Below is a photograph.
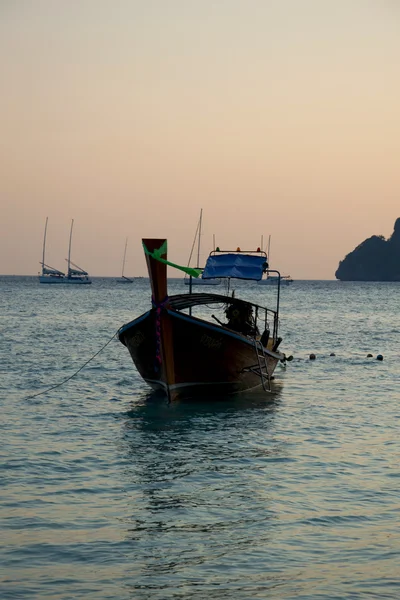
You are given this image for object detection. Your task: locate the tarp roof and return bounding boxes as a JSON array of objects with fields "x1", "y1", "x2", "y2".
[{"x1": 202, "y1": 253, "x2": 267, "y2": 281}]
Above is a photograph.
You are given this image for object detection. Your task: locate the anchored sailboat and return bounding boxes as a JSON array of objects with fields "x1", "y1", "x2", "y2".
[
  {"x1": 117, "y1": 238, "x2": 134, "y2": 283},
  {"x1": 39, "y1": 218, "x2": 91, "y2": 284},
  {"x1": 64, "y1": 219, "x2": 92, "y2": 284},
  {"x1": 39, "y1": 218, "x2": 66, "y2": 283}
]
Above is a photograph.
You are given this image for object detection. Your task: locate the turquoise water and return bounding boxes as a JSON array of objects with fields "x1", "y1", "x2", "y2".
[{"x1": 1, "y1": 277, "x2": 399, "y2": 599}]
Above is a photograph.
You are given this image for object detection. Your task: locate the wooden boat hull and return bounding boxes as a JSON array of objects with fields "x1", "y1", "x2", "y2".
[{"x1": 119, "y1": 308, "x2": 282, "y2": 401}]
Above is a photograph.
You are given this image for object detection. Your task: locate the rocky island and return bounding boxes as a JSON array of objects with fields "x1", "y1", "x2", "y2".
[{"x1": 335, "y1": 217, "x2": 400, "y2": 281}]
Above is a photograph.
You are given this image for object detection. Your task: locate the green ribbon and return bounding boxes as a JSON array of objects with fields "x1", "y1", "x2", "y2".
[{"x1": 142, "y1": 241, "x2": 202, "y2": 278}]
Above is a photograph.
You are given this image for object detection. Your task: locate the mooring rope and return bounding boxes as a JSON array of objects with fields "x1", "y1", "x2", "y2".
[{"x1": 25, "y1": 330, "x2": 118, "y2": 400}]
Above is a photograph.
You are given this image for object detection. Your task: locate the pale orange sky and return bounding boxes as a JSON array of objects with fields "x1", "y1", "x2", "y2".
[{"x1": 1, "y1": 0, "x2": 399, "y2": 278}]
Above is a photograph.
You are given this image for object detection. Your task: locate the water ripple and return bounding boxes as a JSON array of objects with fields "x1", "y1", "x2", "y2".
[{"x1": 1, "y1": 278, "x2": 399, "y2": 599}]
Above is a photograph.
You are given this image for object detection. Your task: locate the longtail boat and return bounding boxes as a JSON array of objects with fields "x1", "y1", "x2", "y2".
[{"x1": 118, "y1": 239, "x2": 286, "y2": 401}]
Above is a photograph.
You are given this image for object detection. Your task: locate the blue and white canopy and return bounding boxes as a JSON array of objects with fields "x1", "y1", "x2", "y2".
[{"x1": 202, "y1": 253, "x2": 267, "y2": 281}]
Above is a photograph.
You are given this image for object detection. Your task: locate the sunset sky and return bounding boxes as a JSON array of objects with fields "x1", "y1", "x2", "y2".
[{"x1": 1, "y1": 0, "x2": 399, "y2": 279}]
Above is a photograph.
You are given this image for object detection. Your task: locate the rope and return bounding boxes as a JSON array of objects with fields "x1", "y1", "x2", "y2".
[{"x1": 25, "y1": 330, "x2": 118, "y2": 400}]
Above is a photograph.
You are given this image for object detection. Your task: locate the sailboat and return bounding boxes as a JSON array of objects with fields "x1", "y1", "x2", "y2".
[
  {"x1": 257, "y1": 235, "x2": 293, "y2": 286},
  {"x1": 39, "y1": 217, "x2": 66, "y2": 283},
  {"x1": 184, "y1": 209, "x2": 221, "y2": 286},
  {"x1": 39, "y1": 218, "x2": 91, "y2": 284},
  {"x1": 117, "y1": 238, "x2": 134, "y2": 283},
  {"x1": 64, "y1": 219, "x2": 92, "y2": 284}
]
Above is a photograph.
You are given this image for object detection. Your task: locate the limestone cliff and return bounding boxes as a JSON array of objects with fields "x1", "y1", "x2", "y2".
[{"x1": 335, "y1": 218, "x2": 400, "y2": 281}]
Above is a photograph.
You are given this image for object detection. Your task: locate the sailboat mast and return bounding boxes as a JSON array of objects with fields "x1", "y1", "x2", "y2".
[
  {"x1": 122, "y1": 238, "x2": 128, "y2": 277},
  {"x1": 196, "y1": 208, "x2": 203, "y2": 268},
  {"x1": 68, "y1": 219, "x2": 74, "y2": 275},
  {"x1": 42, "y1": 217, "x2": 48, "y2": 268}
]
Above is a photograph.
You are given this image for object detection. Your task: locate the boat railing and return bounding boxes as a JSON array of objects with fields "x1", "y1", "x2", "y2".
[
  {"x1": 168, "y1": 291, "x2": 280, "y2": 341},
  {"x1": 254, "y1": 306, "x2": 279, "y2": 342}
]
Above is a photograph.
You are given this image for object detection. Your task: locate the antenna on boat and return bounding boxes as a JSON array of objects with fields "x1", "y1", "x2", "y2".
[
  {"x1": 267, "y1": 235, "x2": 271, "y2": 262},
  {"x1": 213, "y1": 233, "x2": 216, "y2": 252}
]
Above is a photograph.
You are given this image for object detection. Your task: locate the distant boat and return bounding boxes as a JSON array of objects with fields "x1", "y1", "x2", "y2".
[
  {"x1": 116, "y1": 238, "x2": 134, "y2": 283},
  {"x1": 258, "y1": 274, "x2": 293, "y2": 286},
  {"x1": 39, "y1": 218, "x2": 66, "y2": 283},
  {"x1": 39, "y1": 218, "x2": 91, "y2": 284},
  {"x1": 184, "y1": 209, "x2": 221, "y2": 286},
  {"x1": 64, "y1": 220, "x2": 92, "y2": 284},
  {"x1": 257, "y1": 235, "x2": 293, "y2": 286}
]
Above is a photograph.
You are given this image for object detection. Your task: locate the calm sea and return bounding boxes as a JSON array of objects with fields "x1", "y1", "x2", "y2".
[{"x1": 1, "y1": 276, "x2": 399, "y2": 599}]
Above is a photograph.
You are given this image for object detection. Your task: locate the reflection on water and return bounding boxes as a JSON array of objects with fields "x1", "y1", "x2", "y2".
[
  {"x1": 117, "y1": 390, "x2": 283, "y2": 596},
  {"x1": 125, "y1": 385, "x2": 282, "y2": 424}
]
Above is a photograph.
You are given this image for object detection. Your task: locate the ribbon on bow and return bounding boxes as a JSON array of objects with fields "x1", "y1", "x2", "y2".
[{"x1": 143, "y1": 241, "x2": 202, "y2": 278}]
